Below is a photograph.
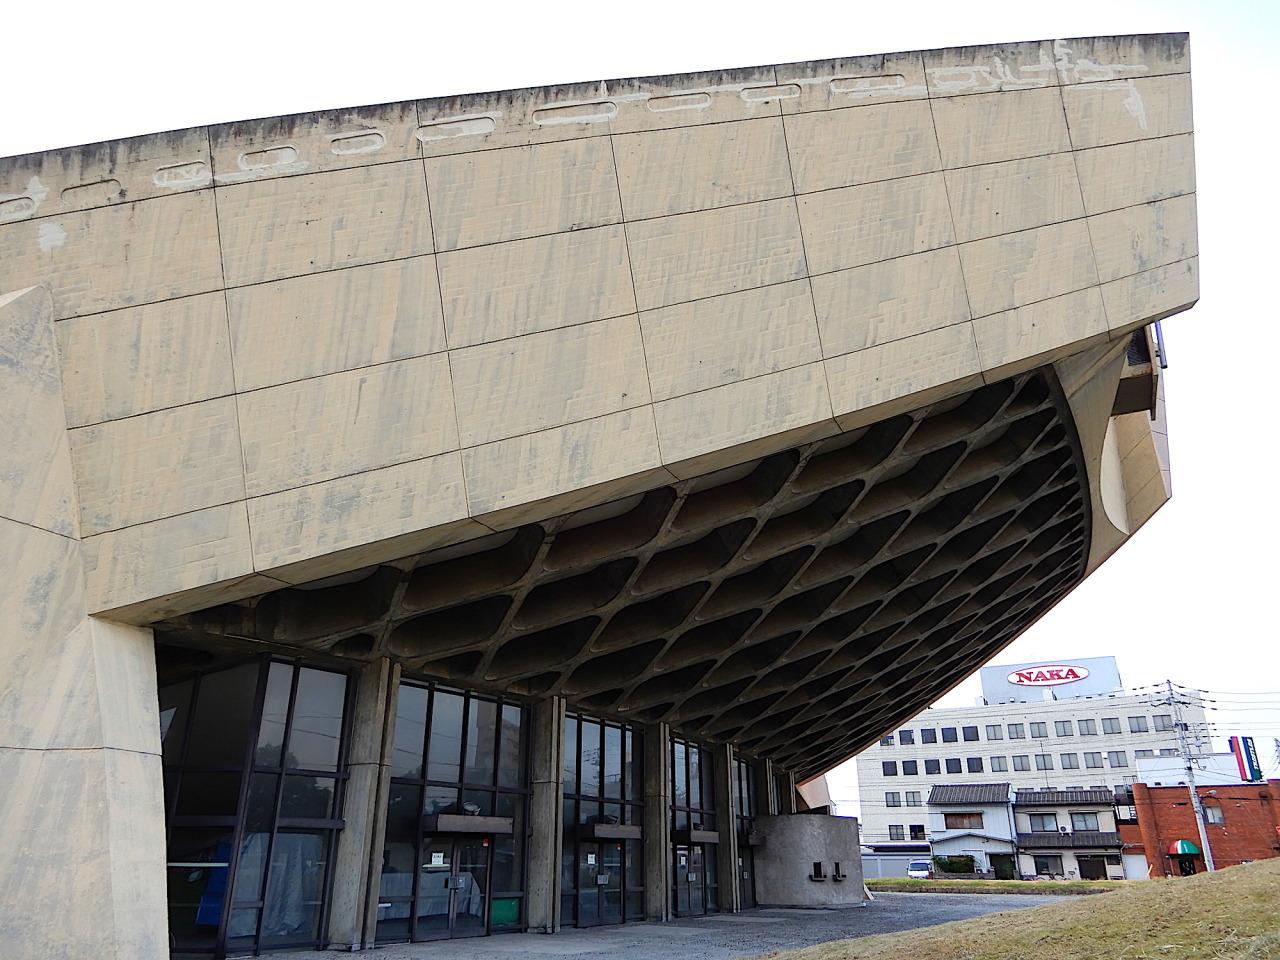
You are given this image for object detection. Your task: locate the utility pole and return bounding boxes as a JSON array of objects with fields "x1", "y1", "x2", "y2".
[{"x1": 1163, "y1": 679, "x2": 1215, "y2": 872}]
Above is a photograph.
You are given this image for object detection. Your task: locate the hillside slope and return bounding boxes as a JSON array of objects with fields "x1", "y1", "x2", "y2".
[{"x1": 765, "y1": 860, "x2": 1280, "y2": 960}]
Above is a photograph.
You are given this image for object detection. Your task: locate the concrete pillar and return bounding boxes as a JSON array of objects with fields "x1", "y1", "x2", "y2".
[
  {"x1": 711, "y1": 744, "x2": 740, "y2": 913},
  {"x1": 643, "y1": 722, "x2": 671, "y2": 921},
  {"x1": 0, "y1": 286, "x2": 167, "y2": 959},
  {"x1": 755, "y1": 758, "x2": 777, "y2": 816},
  {"x1": 525, "y1": 697, "x2": 565, "y2": 933},
  {"x1": 327, "y1": 658, "x2": 398, "y2": 949},
  {"x1": 776, "y1": 767, "x2": 798, "y2": 815}
]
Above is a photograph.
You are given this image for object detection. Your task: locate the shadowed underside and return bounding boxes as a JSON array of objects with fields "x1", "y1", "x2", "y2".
[{"x1": 157, "y1": 368, "x2": 1088, "y2": 780}]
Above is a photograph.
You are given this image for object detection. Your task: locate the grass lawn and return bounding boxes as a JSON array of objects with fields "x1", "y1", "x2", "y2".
[
  {"x1": 759, "y1": 858, "x2": 1280, "y2": 960},
  {"x1": 865, "y1": 877, "x2": 1126, "y2": 895}
]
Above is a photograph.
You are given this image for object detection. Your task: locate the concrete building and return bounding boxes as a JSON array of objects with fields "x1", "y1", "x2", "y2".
[
  {"x1": 856, "y1": 656, "x2": 1208, "y2": 846},
  {"x1": 0, "y1": 33, "x2": 1196, "y2": 960}
]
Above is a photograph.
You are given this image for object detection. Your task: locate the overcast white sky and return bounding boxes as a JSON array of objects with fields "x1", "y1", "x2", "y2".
[{"x1": 4, "y1": 0, "x2": 1277, "y2": 797}]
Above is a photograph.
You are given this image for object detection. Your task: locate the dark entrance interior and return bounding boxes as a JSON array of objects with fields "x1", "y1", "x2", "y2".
[
  {"x1": 160, "y1": 658, "x2": 351, "y2": 958},
  {"x1": 412, "y1": 835, "x2": 493, "y2": 939},
  {"x1": 1077, "y1": 855, "x2": 1107, "y2": 880},
  {"x1": 990, "y1": 854, "x2": 1016, "y2": 880}
]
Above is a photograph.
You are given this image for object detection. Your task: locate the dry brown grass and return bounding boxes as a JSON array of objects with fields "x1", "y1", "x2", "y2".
[{"x1": 754, "y1": 859, "x2": 1280, "y2": 960}]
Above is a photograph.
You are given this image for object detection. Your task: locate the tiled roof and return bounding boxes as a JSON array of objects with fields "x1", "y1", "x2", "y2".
[
  {"x1": 1017, "y1": 831, "x2": 1122, "y2": 849},
  {"x1": 1014, "y1": 790, "x2": 1114, "y2": 805},
  {"x1": 927, "y1": 783, "x2": 1011, "y2": 804}
]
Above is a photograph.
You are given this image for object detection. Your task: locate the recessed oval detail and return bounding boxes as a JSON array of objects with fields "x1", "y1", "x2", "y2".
[
  {"x1": 239, "y1": 146, "x2": 299, "y2": 170},
  {"x1": 153, "y1": 161, "x2": 211, "y2": 187},
  {"x1": 61, "y1": 179, "x2": 121, "y2": 205},
  {"x1": 0, "y1": 196, "x2": 37, "y2": 222},
  {"x1": 330, "y1": 131, "x2": 385, "y2": 155},
  {"x1": 416, "y1": 116, "x2": 497, "y2": 141},
  {"x1": 647, "y1": 92, "x2": 712, "y2": 112},
  {"x1": 830, "y1": 74, "x2": 908, "y2": 97},
  {"x1": 740, "y1": 84, "x2": 800, "y2": 102},
  {"x1": 532, "y1": 101, "x2": 618, "y2": 125}
]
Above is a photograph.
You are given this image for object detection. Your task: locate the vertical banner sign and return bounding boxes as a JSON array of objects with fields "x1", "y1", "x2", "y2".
[{"x1": 1229, "y1": 736, "x2": 1263, "y2": 781}]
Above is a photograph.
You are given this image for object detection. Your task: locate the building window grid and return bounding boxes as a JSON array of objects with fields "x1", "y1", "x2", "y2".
[
  {"x1": 1008, "y1": 724, "x2": 1025, "y2": 739},
  {"x1": 1154, "y1": 715, "x2": 1174, "y2": 732},
  {"x1": 901, "y1": 760, "x2": 918, "y2": 776},
  {"x1": 920, "y1": 729, "x2": 938, "y2": 744},
  {"x1": 1078, "y1": 719, "x2": 1097, "y2": 736},
  {"x1": 990, "y1": 756, "x2": 1008, "y2": 772},
  {"x1": 985, "y1": 725, "x2": 1003, "y2": 740},
  {"x1": 924, "y1": 759, "x2": 941, "y2": 775},
  {"x1": 898, "y1": 729, "x2": 915, "y2": 745},
  {"x1": 1101, "y1": 718, "x2": 1122, "y2": 735},
  {"x1": 888, "y1": 825, "x2": 905, "y2": 840},
  {"x1": 885, "y1": 792, "x2": 901, "y2": 807},
  {"x1": 1061, "y1": 753, "x2": 1080, "y2": 769},
  {"x1": 1012, "y1": 755, "x2": 1030, "y2": 772},
  {"x1": 1030, "y1": 722, "x2": 1048, "y2": 738},
  {"x1": 942, "y1": 727, "x2": 958, "y2": 743},
  {"x1": 966, "y1": 757, "x2": 984, "y2": 773},
  {"x1": 1054, "y1": 721, "x2": 1073, "y2": 737},
  {"x1": 905, "y1": 791, "x2": 921, "y2": 807},
  {"x1": 1035, "y1": 754, "x2": 1053, "y2": 770},
  {"x1": 383, "y1": 681, "x2": 531, "y2": 941},
  {"x1": 945, "y1": 758, "x2": 962, "y2": 774},
  {"x1": 1128, "y1": 716, "x2": 1149, "y2": 733}
]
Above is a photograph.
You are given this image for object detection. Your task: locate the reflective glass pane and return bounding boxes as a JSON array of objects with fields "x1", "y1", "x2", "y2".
[
  {"x1": 245, "y1": 773, "x2": 279, "y2": 833},
  {"x1": 392, "y1": 684, "x2": 429, "y2": 779},
  {"x1": 287, "y1": 669, "x2": 346, "y2": 772},
  {"x1": 424, "y1": 784, "x2": 458, "y2": 815},
  {"x1": 186, "y1": 663, "x2": 259, "y2": 768},
  {"x1": 453, "y1": 837, "x2": 490, "y2": 938},
  {"x1": 255, "y1": 663, "x2": 292, "y2": 767},
  {"x1": 688, "y1": 746, "x2": 701, "y2": 809},
  {"x1": 382, "y1": 783, "x2": 422, "y2": 879},
  {"x1": 673, "y1": 742, "x2": 688, "y2": 807},
  {"x1": 580, "y1": 720, "x2": 601, "y2": 798},
  {"x1": 259, "y1": 831, "x2": 326, "y2": 943},
  {"x1": 175, "y1": 771, "x2": 244, "y2": 817},
  {"x1": 563, "y1": 719, "x2": 578, "y2": 795},
  {"x1": 497, "y1": 704, "x2": 525, "y2": 788},
  {"x1": 464, "y1": 698, "x2": 498, "y2": 786},
  {"x1": 623, "y1": 729, "x2": 638, "y2": 801},
  {"x1": 603, "y1": 725, "x2": 622, "y2": 799},
  {"x1": 226, "y1": 907, "x2": 260, "y2": 950},
  {"x1": 426, "y1": 692, "x2": 464, "y2": 784},
  {"x1": 280, "y1": 776, "x2": 335, "y2": 819},
  {"x1": 166, "y1": 826, "x2": 234, "y2": 950},
  {"x1": 159, "y1": 680, "x2": 192, "y2": 766}
]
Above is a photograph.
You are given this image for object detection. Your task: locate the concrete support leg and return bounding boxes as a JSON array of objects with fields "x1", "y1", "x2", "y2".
[
  {"x1": 643, "y1": 722, "x2": 672, "y2": 921},
  {"x1": 711, "y1": 744, "x2": 740, "y2": 913},
  {"x1": 327, "y1": 659, "x2": 398, "y2": 950},
  {"x1": 756, "y1": 759, "x2": 777, "y2": 816},
  {"x1": 0, "y1": 286, "x2": 167, "y2": 959},
  {"x1": 526, "y1": 697, "x2": 565, "y2": 933},
  {"x1": 776, "y1": 768, "x2": 797, "y2": 815}
]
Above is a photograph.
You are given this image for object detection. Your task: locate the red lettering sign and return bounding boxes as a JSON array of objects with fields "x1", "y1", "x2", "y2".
[{"x1": 1006, "y1": 664, "x2": 1090, "y2": 687}]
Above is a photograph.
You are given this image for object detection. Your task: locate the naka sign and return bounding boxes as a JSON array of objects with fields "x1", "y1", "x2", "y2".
[{"x1": 1006, "y1": 664, "x2": 1090, "y2": 687}]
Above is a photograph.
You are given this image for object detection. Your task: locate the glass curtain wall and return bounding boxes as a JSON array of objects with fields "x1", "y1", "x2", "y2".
[
  {"x1": 733, "y1": 758, "x2": 758, "y2": 908},
  {"x1": 378, "y1": 683, "x2": 529, "y2": 942},
  {"x1": 161, "y1": 659, "x2": 351, "y2": 958},
  {"x1": 560, "y1": 714, "x2": 645, "y2": 926},
  {"x1": 670, "y1": 737, "x2": 718, "y2": 916}
]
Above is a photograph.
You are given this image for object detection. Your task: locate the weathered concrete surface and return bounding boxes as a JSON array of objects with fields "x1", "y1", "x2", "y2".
[
  {"x1": 754, "y1": 813, "x2": 865, "y2": 906},
  {"x1": 0, "y1": 34, "x2": 1193, "y2": 624}
]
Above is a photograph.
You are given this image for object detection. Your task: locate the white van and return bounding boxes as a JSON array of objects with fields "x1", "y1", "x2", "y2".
[{"x1": 906, "y1": 860, "x2": 934, "y2": 879}]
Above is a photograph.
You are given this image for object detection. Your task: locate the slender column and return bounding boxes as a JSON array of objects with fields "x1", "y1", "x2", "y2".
[
  {"x1": 643, "y1": 722, "x2": 672, "y2": 921},
  {"x1": 327, "y1": 658, "x2": 398, "y2": 949},
  {"x1": 711, "y1": 744, "x2": 740, "y2": 913},
  {"x1": 525, "y1": 697, "x2": 565, "y2": 933},
  {"x1": 776, "y1": 768, "x2": 797, "y2": 815},
  {"x1": 755, "y1": 759, "x2": 777, "y2": 816}
]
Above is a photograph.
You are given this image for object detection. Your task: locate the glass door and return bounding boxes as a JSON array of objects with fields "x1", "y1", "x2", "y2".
[{"x1": 415, "y1": 836, "x2": 492, "y2": 940}]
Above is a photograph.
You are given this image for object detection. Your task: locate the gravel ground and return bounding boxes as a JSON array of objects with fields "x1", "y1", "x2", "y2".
[{"x1": 269, "y1": 892, "x2": 1068, "y2": 960}]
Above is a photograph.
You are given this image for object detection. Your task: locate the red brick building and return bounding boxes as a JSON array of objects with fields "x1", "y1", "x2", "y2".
[{"x1": 1130, "y1": 781, "x2": 1280, "y2": 877}]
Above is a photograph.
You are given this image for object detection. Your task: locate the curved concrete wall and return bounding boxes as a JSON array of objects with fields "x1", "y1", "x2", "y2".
[{"x1": 1, "y1": 34, "x2": 1195, "y2": 623}]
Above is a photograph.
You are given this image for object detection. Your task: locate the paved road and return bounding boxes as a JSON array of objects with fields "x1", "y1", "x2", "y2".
[{"x1": 273, "y1": 892, "x2": 1068, "y2": 960}]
